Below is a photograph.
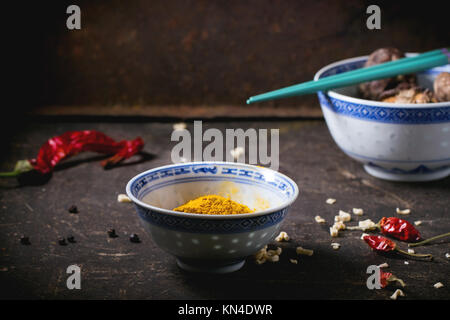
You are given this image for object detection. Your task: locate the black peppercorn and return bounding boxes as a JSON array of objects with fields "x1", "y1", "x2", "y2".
[
  {"x1": 68, "y1": 205, "x2": 78, "y2": 214},
  {"x1": 58, "y1": 238, "x2": 67, "y2": 246},
  {"x1": 20, "y1": 236, "x2": 31, "y2": 245},
  {"x1": 129, "y1": 234, "x2": 141, "y2": 243},
  {"x1": 67, "y1": 235, "x2": 76, "y2": 243},
  {"x1": 107, "y1": 229, "x2": 118, "y2": 238}
]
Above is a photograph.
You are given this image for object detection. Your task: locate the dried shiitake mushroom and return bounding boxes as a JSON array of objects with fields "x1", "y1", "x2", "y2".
[
  {"x1": 382, "y1": 88, "x2": 436, "y2": 104},
  {"x1": 434, "y1": 72, "x2": 450, "y2": 102},
  {"x1": 359, "y1": 48, "x2": 417, "y2": 101}
]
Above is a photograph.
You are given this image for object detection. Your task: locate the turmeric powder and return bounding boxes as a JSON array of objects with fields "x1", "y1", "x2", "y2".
[{"x1": 173, "y1": 195, "x2": 254, "y2": 215}]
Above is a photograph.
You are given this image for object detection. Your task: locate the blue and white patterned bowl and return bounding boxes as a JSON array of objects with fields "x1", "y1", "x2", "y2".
[
  {"x1": 126, "y1": 162, "x2": 299, "y2": 273},
  {"x1": 314, "y1": 54, "x2": 450, "y2": 181}
]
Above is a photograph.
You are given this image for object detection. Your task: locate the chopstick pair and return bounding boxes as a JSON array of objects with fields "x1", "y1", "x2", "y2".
[{"x1": 246, "y1": 48, "x2": 449, "y2": 104}]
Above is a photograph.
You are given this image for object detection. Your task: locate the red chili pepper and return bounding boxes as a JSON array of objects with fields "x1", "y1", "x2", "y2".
[
  {"x1": 379, "y1": 270, "x2": 393, "y2": 288},
  {"x1": 380, "y1": 270, "x2": 405, "y2": 288},
  {"x1": 364, "y1": 235, "x2": 396, "y2": 252},
  {"x1": 363, "y1": 235, "x2": 432, "y2": 260},
  {"x1": 378, "y1": 217, "x2": 421, "y2": 242},
  {"x1": 0, "y1": 130, "x2": 144, "y2": 176}
]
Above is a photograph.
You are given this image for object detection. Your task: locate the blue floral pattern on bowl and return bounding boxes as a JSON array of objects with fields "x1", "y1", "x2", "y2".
[{"x1": 136, "y1": 205, "x2": 288, "y2": 234}]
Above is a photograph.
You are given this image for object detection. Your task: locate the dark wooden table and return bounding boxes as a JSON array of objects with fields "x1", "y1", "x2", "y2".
[{"x1": 1, "y1": 119, "x2": 449, "y2": 299}]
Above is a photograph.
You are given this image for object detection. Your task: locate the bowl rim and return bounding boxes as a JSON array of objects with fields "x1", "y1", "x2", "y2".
[
  {"x1": 313, "y1": 53, "x2": 449, "y2": 109},
  {"x1": 125, "y1": 161, "x2": 300, "y2": 220}
]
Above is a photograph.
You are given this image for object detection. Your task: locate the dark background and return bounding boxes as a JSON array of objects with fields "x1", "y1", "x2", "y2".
[{"x1": 5, "y1": 0, "x2": 449, "y2": 113}]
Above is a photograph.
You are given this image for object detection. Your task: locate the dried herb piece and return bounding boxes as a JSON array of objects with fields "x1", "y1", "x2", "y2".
[
  {"x1": 58, "y1": 238, "x2": 67, "y2": 246},
  {"x1": 67, "y1": 235, "x2": 76, "y2": 243}
]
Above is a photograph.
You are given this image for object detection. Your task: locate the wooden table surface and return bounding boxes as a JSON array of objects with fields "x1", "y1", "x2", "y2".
[{"x1": 0, "y1": 119, "x2": 449, "y2": 299}]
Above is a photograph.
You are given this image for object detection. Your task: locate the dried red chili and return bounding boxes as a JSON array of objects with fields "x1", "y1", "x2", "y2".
[
  {"x1": 0, "y1": 130, "x2": 144, "y2": 177},
  {"x1": 363, "y1": 235, "x2": 432, "y2": 260},
  {"x1": 378, "y1": 217, "x2": 421, "y2": 242},
  {"x1": 379, "y1": 270, "x2": 392, "y2": 288},
  {"x1": 377, "y1": 217, "x2": 450, "y2": 248},
  {"x1": 379, "y1": 270, "x2": 405, "y2": 288}
]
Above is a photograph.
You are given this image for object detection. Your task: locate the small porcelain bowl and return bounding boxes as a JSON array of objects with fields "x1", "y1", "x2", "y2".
[
  {"x1": 126, "y1": 162, "x2": 299, "y2": 273},
  {"x1": 314, "y1": 55, "x2": 450, "y2": 182}
]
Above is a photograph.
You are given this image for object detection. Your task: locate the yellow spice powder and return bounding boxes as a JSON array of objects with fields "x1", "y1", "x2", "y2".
[{"x1": 173, "y1": 195, "x2": 254, "y2": 215}]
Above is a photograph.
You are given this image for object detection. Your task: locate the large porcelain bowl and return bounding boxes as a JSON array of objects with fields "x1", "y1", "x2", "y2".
[
  {"x1": 126, "y1": 162, "x2": 299, "y2": 273},
  {"x1": 314, "y1": 55, "x2": 450, "y2": 181}
]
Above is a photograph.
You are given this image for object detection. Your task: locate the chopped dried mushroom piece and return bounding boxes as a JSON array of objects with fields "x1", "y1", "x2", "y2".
[
  {"x1": 335, "y1": 210, "x2": 351, "y2": 222},
  {"x1": 254, "y1": 245, "x2": 281, "y2": 264},
  {"x1": 314, "y1": 216, "x2": 326, "y2": 224},
  {"x1": 296, "y1": 246, "x2": 314, "y2": 256},
  {"x1": 347, "y1": 219, "x2": 377, "y2": 231},
  {"x1": 446, "y1": 253, "x2": 450, "y2": 259},
  {"x1": 275, "y1": 231, "x2": 289, "y2": 242},
  {"x1": 254, "y1": 246, "x2": 268, "y2": 261},
  {"x1": 433, "y1": 282, "x2": 444, "y2": 289},
  {"x1": 390, "y1": 289, "x2": 405, "y2": 300},
  {"x1": 117, "y1": 194, "x2": 132, "y2": 203},
  {"x1": 414, "y1": 220, "x2": 422, "y2": 226},
  {"x1": 378, "y1": 262, "x2": 389, "y2": 268},
  {"x1": 333, "y1": 221, "x2": 346, "y2": 231},
  {"x1": 360, "y1": 219, "x2": 377, "y2": 231},
  {"x1": 230, "y1": 147, "x2": 245, "y2": 160},
  {"x1": 404, "y1": 261, "x2": 409, "y2": 265},
  {"x1": 331, "y1": 243, "x2": 340, "y2": 250},
  {"x1": 352, "y1": 208, "x2": 364, "y2": 216},
  {"x1": 330, "y1": 226, "x2": 339, "y2": 237},
  {"x1": 360, "y1": 233, "x2": 369, "y2": 240},
  {"x1": 396, "y1": 208, "x2": 411, "y2": 215},
  {"x1": 326, "y1": 198, "x2": 336, "y2": 205},
  {"x1": 407, "y1": 249, "x2": 415, "y2": 254},
  {"x1": 172, "y1": 122, "x2": 187, "y2": 131},
  {"x1": 267, "y1": 247, "x2": 282, "y2": 257},
  {"x1": 330, "y1": 216, "x2": 347, "y2": 236},
  {"x1": 289, "y1": 259, "x2": 298, "y2": 264}
]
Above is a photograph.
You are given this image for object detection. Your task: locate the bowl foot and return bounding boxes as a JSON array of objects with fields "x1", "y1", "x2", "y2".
[
  {"x1": 364, "y1": 164, "x2": 450, "y2": 182},
  {"x1": 176, "y1": 257, "x2": 245, "y2": 274}
]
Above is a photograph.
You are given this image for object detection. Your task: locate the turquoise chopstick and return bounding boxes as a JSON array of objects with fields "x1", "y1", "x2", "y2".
[
  {"x1": 246, "y1": 48, "x2": 450, "y2": 104},
  {"x1": 261, "y1": 50, "x2": 442, "y2": 95}
]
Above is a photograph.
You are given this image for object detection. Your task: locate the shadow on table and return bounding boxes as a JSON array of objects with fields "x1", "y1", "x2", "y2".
[
  {"x1": 173, "y1": 247, "x2": 371, "y2": 299},
  {"x1": 54, "y1": 151, "x2": 156, "y2": 171},
  {"x1": 0, "y1": 151, "x2": 155, "y2": 188}
]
